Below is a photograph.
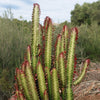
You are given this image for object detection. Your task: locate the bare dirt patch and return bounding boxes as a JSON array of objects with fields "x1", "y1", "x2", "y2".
[{"x1": 74, "y1": 62, "x2": 100, "y2": 100}]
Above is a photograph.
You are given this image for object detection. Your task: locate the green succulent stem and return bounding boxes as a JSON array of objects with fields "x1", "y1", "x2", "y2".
[
  {"x1": 45, "y1": 67, "x2": 52, "y2": 99},
  {"x1": 66, "y1": 28, "x2": 78, "y2": 100},
  {"x1": 27, "y1": 45, "x2": 31, "y2": 66},
  {"x1": 19, "y1": 92, "x2": 25, "y2": 100},
  {"x1": 25, "y1": 61, "x2": 39, "y2": 100},
  {"x1": 16, "y1": 90, "x2": 20, "y2": 100},
  {"x1": 37, "y1": 61, "x2": 47, "y2": 99},
  {"x1": 16, "y1": 68, "x2": 22, "y2": 90},
  {"x1": 61, "y1": 88, "x2": 66, "y2": 100},
  {"x1": 61, "y1": 34, "x2": 65, "y2": 53},
  {"x1": 63, "y1": 25, "x2": 68, "y2": 52},
  {"x1": 73, "y1": 59, "x2": 90, "y2": 85},
  {"x1": 43, "y1": 90, "x2": 49, "y2": 100},
  {"x1": 21, "y1": 62, "x2": 26, "y2": 72},
  {"x1": 55, "y1": 34, "x2": 61, "y2": 70},
  {"x1": 20, "y1": 70, "x2": 31, "y2": 100},
  {"x1": 44, "y1": 17, "x2": 52, "y2": 69},
  {"x1": 66, "y1": 87, "x2": 73, "y2": 100},
  {"x1": 51, "y1": 68, "x2": 60, "y2": 100},
  {"x1": 58, "y1": 52, "x2": 66, "y2": 88},
  {"x1": 31, "y1": 4, "x2": 40, "y2": 74}
]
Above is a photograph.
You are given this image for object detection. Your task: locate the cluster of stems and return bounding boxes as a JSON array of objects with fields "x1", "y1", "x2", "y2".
[{"x1": 14, "y1": 3, "x2": 90, "y2": 100}]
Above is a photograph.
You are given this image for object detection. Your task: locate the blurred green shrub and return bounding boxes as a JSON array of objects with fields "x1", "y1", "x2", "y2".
[
  {"x1": 0, "y1": 68, "x2": 13, "y2": 99},
  {"x1": 0, "y1": 9, "x2": 31, "y2": 74},
  {"x1": 76, "y1": 22, "x2": 100, "y2": 61},
  {"x1": 0, "y1": 9, "x2": 32, "y2": 98}
]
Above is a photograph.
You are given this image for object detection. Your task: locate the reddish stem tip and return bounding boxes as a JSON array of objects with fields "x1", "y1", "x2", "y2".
[
  {"x1": 27, "y1": 45, "x2": 31, "y2": 52},
  {"x1": 38, "y1": 60, "x2": 41, "y2": 65},
  {"x1": 21, "y1": 61, "x2": 26, "y2": 67},
  {"x1": 44, "y1": 90, "x2": 48, "y2": 95},
  {"x1": 55, "y1": 34, "x2": 61, "y2": 48},
  {"x1": 72, "y1": 27, "x2": 78, "y2": 40},
  {"x1": 44, "y1": 16, "x2": 50, "y2": 22},
  {"x1": 33, "y1": 3, "x2": 40, "y2": 14},
  {"x1": 42, "y1": 35, "x2": 45, "y2": 40},
  {"x1": 16, "y1": 68, "x2": 20, "y2": 74},
  {"x1": 57, "y1": 34, "x2": 61, "y2": 39},
  {"x1": 45, "y1": 67, "x2": 48, "y2": 69},
  {"x1": 59, "y1": 52, "x2": 64, "y2": 58},
  {"x1": 86, "y1": 59, "x2": 90, "y2": 66},
  {"x1": 33, "y1": 3, "x2": 40, "y2": 8},
  {"x1": 25, "y1": 61, "x2": 29, "y2": 67},
  {"x1": 19, "y1": 93, "x2": 23, "y2": 96},
  {"x1": 20, "y1": 70, "x2": 24, "y2": 74},
  {"x1": 63, "y1": 25, "x2": 68, "y2": 32},
  {"x1": 72, "y1": 27, "x2": 78, "y2": 34},
  {"x1": 52, "y1": 67, "x2": 56, "y2": 70},
  {"x1": 16, "y1": 67, "x2": 19, "y2": 71},
  {"x1": 44, "y1": 16, "x2": 52, "y2": 29}
]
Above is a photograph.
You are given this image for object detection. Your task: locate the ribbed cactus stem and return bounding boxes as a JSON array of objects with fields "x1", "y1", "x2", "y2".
[
  {"x1": 43, "y1": 90, "x2": 49, "y2": 100},
  {"x1": 25, "y1": 61, "x2": 39, "y2": 100},
  {"x1": 15, "y1": 90, "x2": 20, "y2": 100},
  {"x1": 18, "y1": 91, "x2": 25, "y2": 100},
  {"x1": 37, "y1": 61, "x2": 47, "y2": 99},
  {"x1": 51, "y1": 68, "x2": 60, "y2": 100},
  {"x1": 55, "y1": 34, "x2": 61, "y2": 70},
  {"x1": 20, "y1": 70, "x2": 31, "y2": 100},
  {"x1": 62, "y1": 25, "x2": 68, "y2": 52},
  {"x1": 44, "y1": 16, "x2": 50, "y2": 31},
  {"x1": 66, "y1": 27, "x2": 78, "y2": 100},
  {"x1": 44, "y1": 17, "x2": 52, "y2": 69},
  {"x1": 21, "y1": 62, "x2": 26, "y2": 72},
  {"x1": 16, "y1": 68, "x2": 22, "y2": 90},
  {"x1": 58, "y1": 52, "x2": 66, "y2": 88},
  {"x1": 38, "y1": 24, "x2": 43, "y2": 45},
  {"x1": 61, "y1": 88, "x2": 66, "y2": 100},
  {"x1": 66, "y1": 87, "x2": 73, "y2": 100},
  {"x1": 45, "y1": 67, "x2": 52, "y2": 99},
  {"x1": 27, "y1": 45, "x2": 31, "y2": 66},
  {"x1": 31, "y1": 3, "x2": 40, "y2": 74},
  {"x1": 73, "y1": 59, "x2": 90, "y2": 85},
  {"x1": 61, "y1": 34, "x2": 65, "y2": 53}
]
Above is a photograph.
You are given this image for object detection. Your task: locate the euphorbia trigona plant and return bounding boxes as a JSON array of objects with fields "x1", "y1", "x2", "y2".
[{"x1": 13, "y1": 3, "x2": 90, "y2": 100}]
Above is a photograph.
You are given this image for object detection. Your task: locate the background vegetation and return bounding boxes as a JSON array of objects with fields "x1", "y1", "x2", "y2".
[
  {"x1": 0, "y1": 9, "x2": 32, "y2": 99},
  {"x1": 0, "y1": 0, "x2": 100, "y2": 99}
]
